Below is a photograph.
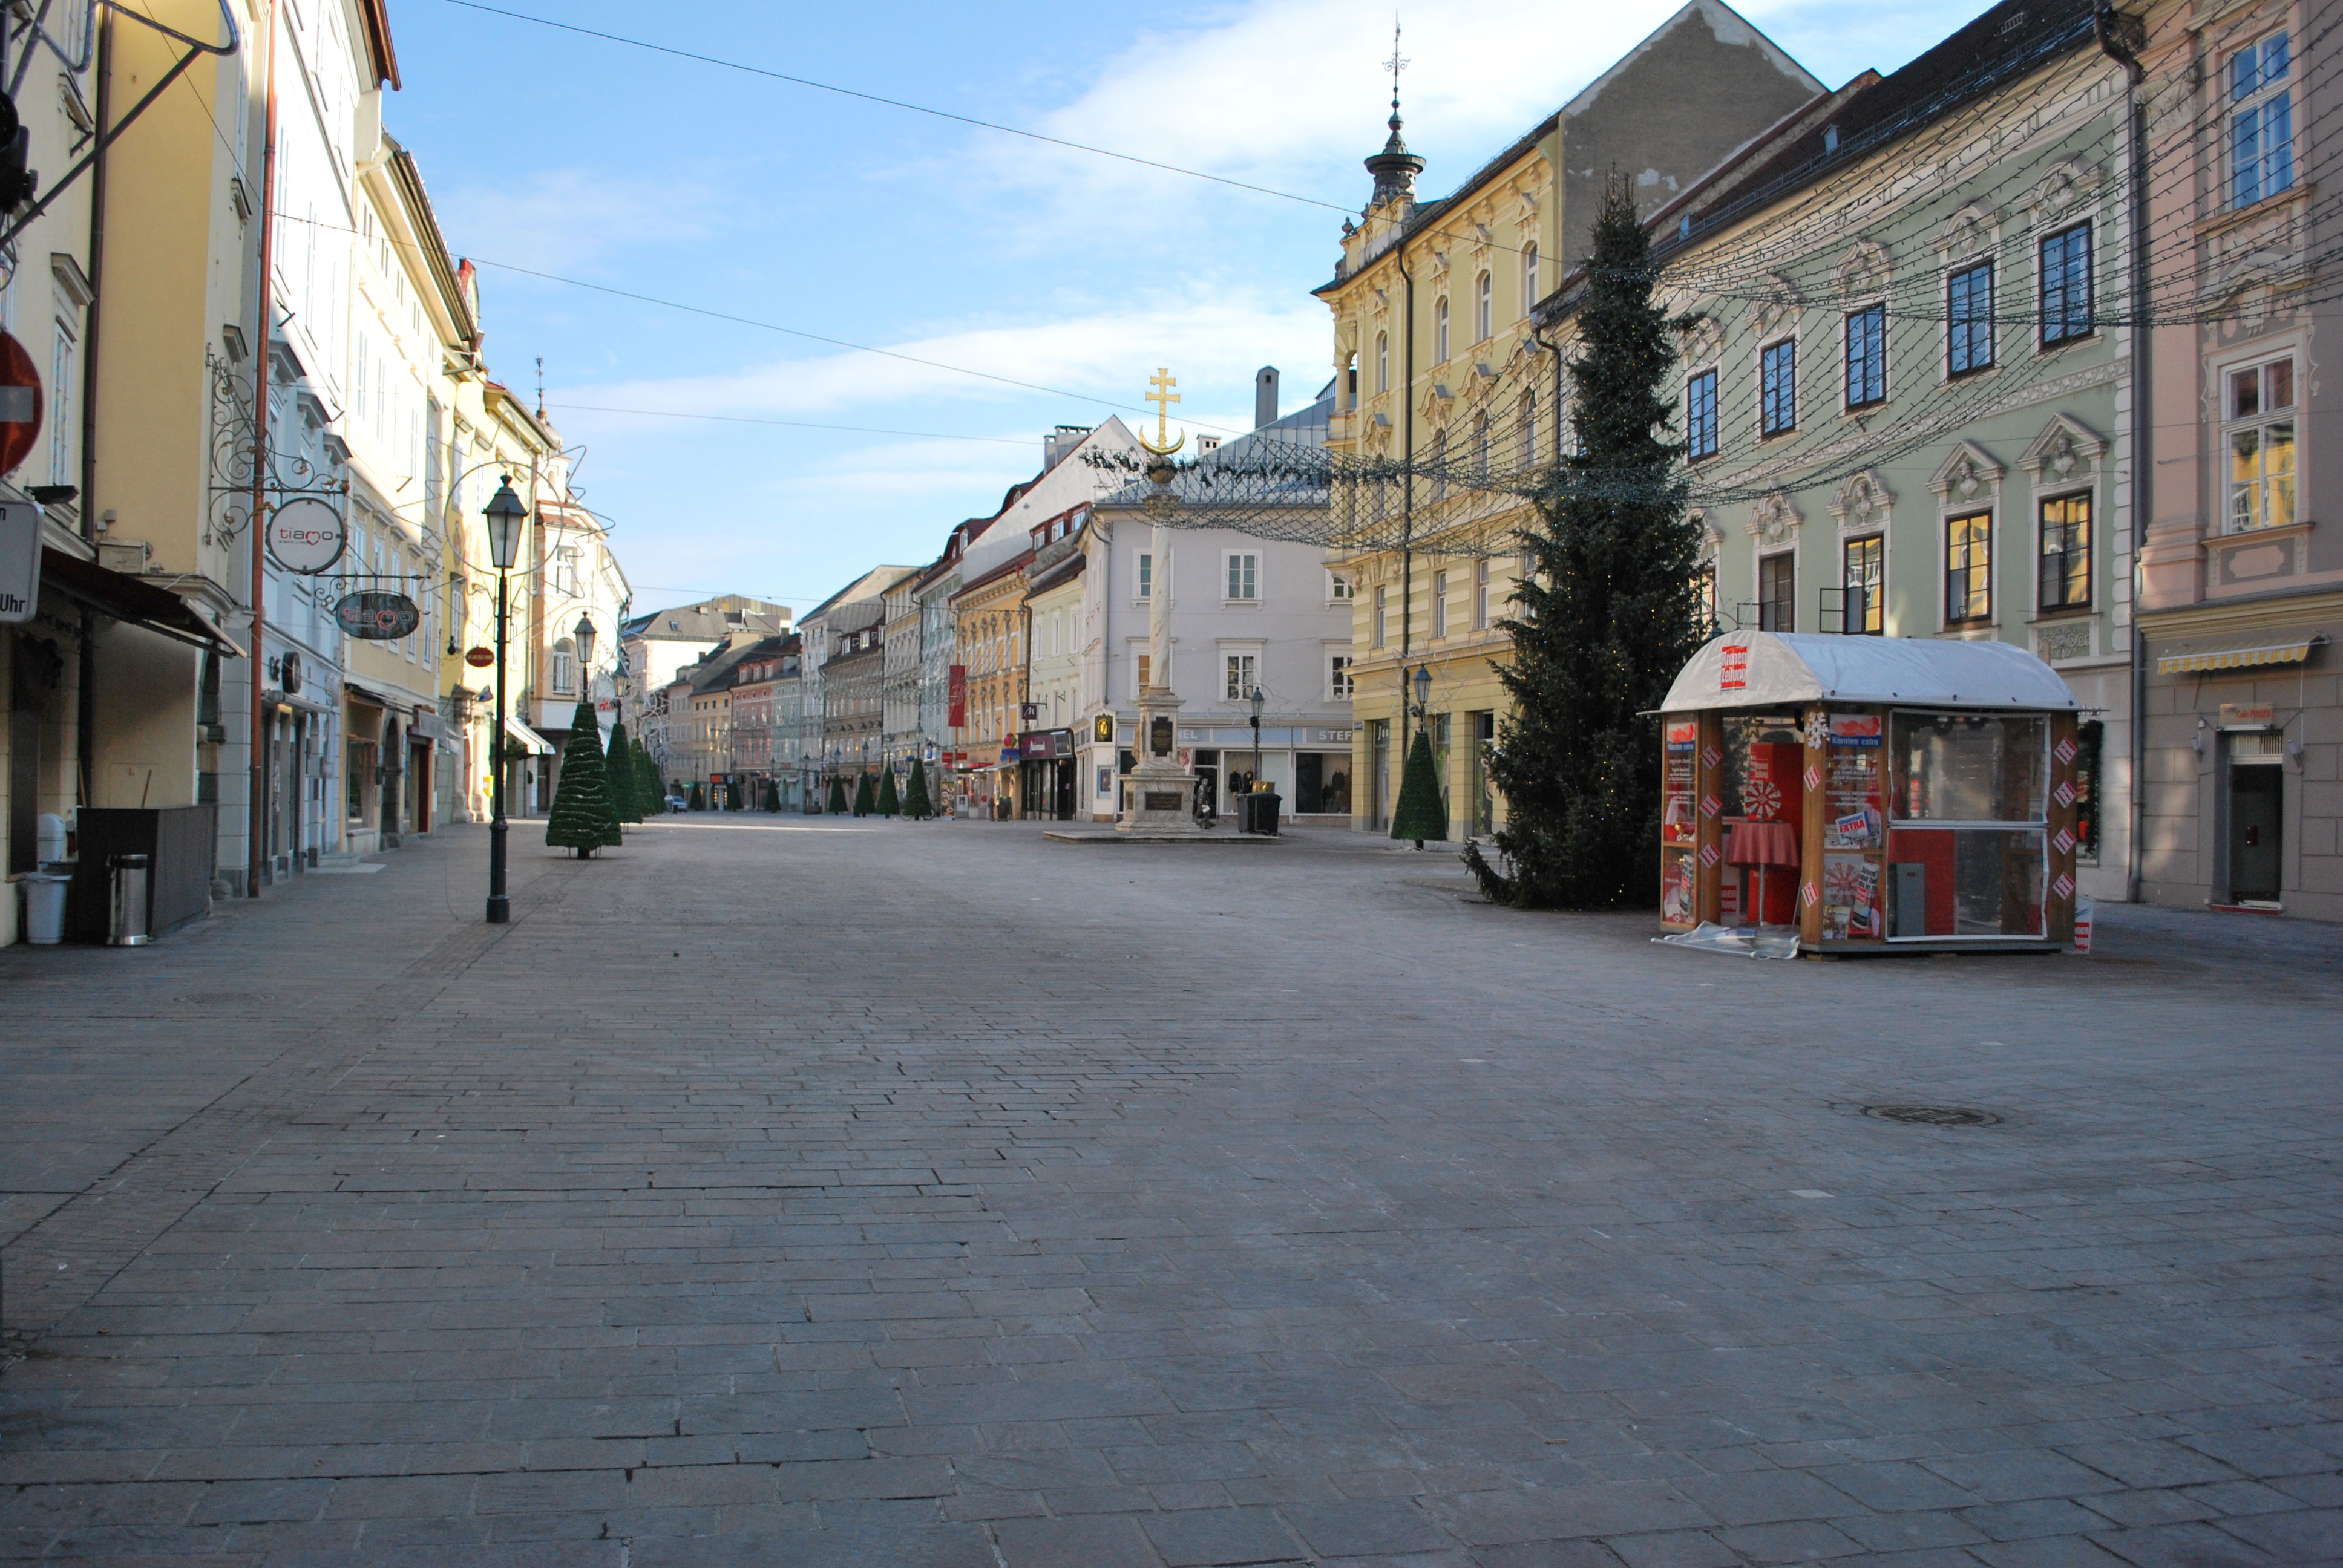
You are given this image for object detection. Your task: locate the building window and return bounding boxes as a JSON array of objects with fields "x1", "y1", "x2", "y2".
[
  {"x1": 1329, "y1": 653, "x2": 1354, "y2": 700},
  {"x1": 2039, "y1": 494, "x2": 2091, "y2": 610},
  {"x1": 1758, "y1": 552, "x2": 1795, "y2": 632},
  {"x1": 1695, "y1": 561, "x2": 1717, "y2": 635},
  {"x1": 1472, "y1": 413, "x2": 1489, "y2": 479},
  {"x1": 1687, "y1": 368, "x2": 1718, "y2": 459},
  {"x1": 1472, "y1": 559, "x2": 1490, "y2": 630},
  {"x1": 48, "y1": 325, "x2": 73, "y2": 482},
  {"x1": 2039, "y1": 223, "x2": 2092, "y2": 347},
  {"x1": 1945, "y1": 511, "x2": 1993, "y2": 622},
  {"x1": 551, "y1": 638, "x2": 576, "y2": 694},
  {"x1": 1522, "y1": 243, "x2": 1538, "y2": 313},
  {"x1": 2226, "y1": 356, "x2": 2295, "y2": 532},
  {"x1": 1135, "y1": 653, "x2": 1151, "y2": 694},
  {"x1": 1761, "y1": 339, "x2": 1797, "y2": 436},
  {"x1": 1328, "y1": 570, "x2": 1354, "y2": 602},
  {"x1": 1475, "y1": 271, "x2": 1492, "y2": 341},
  {"x1": 1434, "y1": 296, "x2": 1450, "y2": 362},
  {"x1": 1429, "y1": 431, "x2": 1447, "y2": 502},
  {"x1": 1375, "y1": 331, "x2": 1388, "y2": 393},
  {"x1": 1516, "y1": 391, "x2": 1537, "y2": 471},
  {"x1": 1432, "y1": 570, "x2": 1449, "y2": 638},
  {"x1": 1372, "y1": 584, "x2": 1388, "y2": 648},
  {"x1": 553, "y1": 545, "x2": 579, "y2": 596},
  {"x1": 1843, "y1": 534, "x2": 1883, "y2": 634},
  {"x1": 1224, "y1": 551, "x2": 1258, "y2": 601},
  {"x1": 2232, "y1": 32, "x2": 2294, "y2": 209},
  {"x1": 1136, "y1": 550, "x2": 1152, "y2": 599},
  {"x1": 1844, "y1": 305, "x2": 1886, "y2": 410},
  {"x1": 1948, "y1": 260, "x2": 1994, "y2": 375},
  {"x1": 1223, "y1": 653, "x2": 1256, "y2": 701}
]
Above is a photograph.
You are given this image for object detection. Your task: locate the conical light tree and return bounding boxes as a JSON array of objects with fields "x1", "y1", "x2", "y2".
[
  {"x1": 1466, "y1": 178, "x2": 1700, "y2": 909},
  {"x1": 852, "y1": 773, "x2": 876, "y2": 817},
  {"x1": 1389, "y1": 729, "x2": 1449, "y2": 848},
  {"x1": 904, "y1": 758, "x2": 934, "y2": 820},
  {"x1": 827, "y1": 774, "x2": 849, "y2": 814},
  {"x1": 635, "y1": 750, "x2": 661, "y2": 815},
  {"x1": 606, "y1": 722, "x2": 643, "y2": 823},
  {"x1": 876, "y1": 766, "x2": 900, "y2": 816},
  {"x1": 545, "y1": 701, "x2": 623, "y2": 856}
]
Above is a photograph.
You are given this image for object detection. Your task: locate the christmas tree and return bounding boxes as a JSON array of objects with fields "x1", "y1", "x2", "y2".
[
  {"x1": 1466, "y1": 179, "x2": 1700, "y2": 909},
  {"x1": 637, "y1": 751, "x2": 661, "y2": 814},
  {"x1": 545, "y1": 701, "x2": 623, "y2": 856},
  {"x1": 877, "y1": 766, "x2": 900, "y2": 816},
  {"x1": 904, "y1": 758, "x2": 934, "y2": 819},
  {"x1": 766, "y1": 782, "x2": 782, "y2": 812},
  {"x1": 605, "y1": 722, "x2": 643, "y2": 823},
  {"x1": 725, "y1": 779, "x2": 742, "y2": 811},
  {"x1": 1389, "y1": 729, "x2": 1449, "y2": 846},
  {"x1": 852, "y1": 773, "x2": 875, "y2": 817},
  {"x1": 827, "y1": 775, "x2": 848, "y2": 814},
  {"x1": 688, "y1": 781, "x2": 705, "y2": 811}
]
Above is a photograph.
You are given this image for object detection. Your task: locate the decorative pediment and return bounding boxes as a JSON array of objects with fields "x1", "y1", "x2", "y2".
[
  {"x1": 1678, "y1": 313, "x2": 1725, "y2": 365},
  {"x1": 1934, "y1": 201, "x2": 2003, "y2": 259},
  {"x1": 1836, "y1": 240, "x2": 1893, "y2": 301},
  {"x1": 1829, "y1": 469, "x2": 1895, "y2": 531},
  {"x1": 1929, "y1": 440, "x2": 2005, "y2": 501},
  {"x1": 1418, "y1": 382, "x2": 1455, "y2": 426},
  {"x1": 1690, "y1": 507, "x2": 1725, "y2": 561},
  {"x1": 1752, "y1": 277, "x2": 1798, "y2": 338},
  {"x1": 1746, "y1": 492, "x2": 1802, "y2": 543},
  {"x1": 2030, "y1": 157, "x2": 2106, "y2": 218},
  {"x1": 2020, "y1": 413, "x2": 2107, "y2": 481}
]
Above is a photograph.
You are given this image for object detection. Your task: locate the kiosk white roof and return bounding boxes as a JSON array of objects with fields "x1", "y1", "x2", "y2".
[{"x1": 1661, "y1": 633, "x2": 2079, "y2": 713}]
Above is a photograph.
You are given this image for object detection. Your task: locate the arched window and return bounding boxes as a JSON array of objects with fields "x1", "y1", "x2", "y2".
[
  {"x1": 1517, "y1": 391, "x2": 1538, "y2": 471},
  {"x1": 1473, "y1": 412, "x2": 1490, "y2": 478},
  {"x1": 1430, "y1": 431, "x2": 1449, "y2": 501},
  {"x1": 1375, "y1": 332, "x2": 1389, "y2": 392},
  {"x1": 551, "y1": 637, "x2": 575, "y2": 694},
  {"x1": 1345, "y1": 350, "x2": 1358, "y2": 407},
  {"x1": 1476, "y1": 272, "x2": 1492, "y2": 342},
  {"x1": 1434, "y1": 298, "x2": 1450, "y2": 362},
  {"x1": 1522, "y1": 244, "x2": 1539, "y2": 313}
]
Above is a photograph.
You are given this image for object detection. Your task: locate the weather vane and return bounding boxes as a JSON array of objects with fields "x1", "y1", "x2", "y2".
[
  {"x1": 1140, "y1": 366, "x2": 1185, "y2": 457},
  {"x1": 1385, "y1": 17, "x2": 1408, "y2": 119}
]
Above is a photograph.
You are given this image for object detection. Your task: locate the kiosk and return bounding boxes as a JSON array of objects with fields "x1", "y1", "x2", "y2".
[{"x1": 1657, "y1": 633, "x2": 2083, "y2": 953}]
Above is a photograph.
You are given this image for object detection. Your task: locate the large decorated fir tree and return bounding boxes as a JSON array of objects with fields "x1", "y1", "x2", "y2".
[
  {"x1": 903, "y1": 758, "x2": 933, "y2": 819},
  {"x1": 545, "y1": 701, "x2": 623, "y2": 856},
  {"x1": 1389, "y1": 730, "x2": 1449, "y2": 847},
  {"x1": 876, "y1": 767, "x2": 900, "y2": 816},
  {"x1": 1466, "y1": 180, "x2": 1702, "y2": 909}
]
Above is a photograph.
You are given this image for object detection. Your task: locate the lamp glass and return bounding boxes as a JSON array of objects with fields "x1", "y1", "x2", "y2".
[
  {"x1": 575, "y1": 615, "x2": 597, "y2": 671},
  {"x1": 1412, "y1": 665, "x2": 1432, "y2": 708},
  {"x1": 483, "y1": 479, "x2": 526, "y2": 570}
]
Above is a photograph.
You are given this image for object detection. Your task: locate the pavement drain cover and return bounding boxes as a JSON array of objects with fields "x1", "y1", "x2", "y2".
[{"x1": 1864, "y1": 1104, "x2": 2001, "y2": 1127}]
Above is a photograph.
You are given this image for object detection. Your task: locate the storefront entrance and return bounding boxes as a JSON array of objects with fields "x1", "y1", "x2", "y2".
[{"x1": 2227, "y1": 737, "x2": 2284, "y2": 904}]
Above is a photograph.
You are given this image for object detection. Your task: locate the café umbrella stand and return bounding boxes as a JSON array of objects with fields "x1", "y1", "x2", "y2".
[{"x1": 1654, "y1": 632, "x2": 2085, "y2": 957}]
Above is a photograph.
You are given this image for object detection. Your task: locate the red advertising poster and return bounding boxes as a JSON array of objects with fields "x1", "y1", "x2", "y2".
[{"x1": 947, "y1": 664, "x2": 966, "y2": 727}]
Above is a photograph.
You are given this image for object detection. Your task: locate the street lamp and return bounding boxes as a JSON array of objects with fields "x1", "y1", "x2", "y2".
[
  {"x1": 1411, "y1": 664, "x2": 1432, "y2": 719},
  {"x1": 483, "y1": 476, "x2": 527, "y2": 924},
  {"x1": 1249, "y1": 685, "x2": 1265, "y2": 790},
  {"x1": 574, "y1": 614, "x2": 597, "y2": 695}
]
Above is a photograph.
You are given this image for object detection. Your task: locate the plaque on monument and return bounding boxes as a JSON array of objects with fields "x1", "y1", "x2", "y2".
[{"x1": 1150, "y1": 716, "x2": 1173, "y2": 755}]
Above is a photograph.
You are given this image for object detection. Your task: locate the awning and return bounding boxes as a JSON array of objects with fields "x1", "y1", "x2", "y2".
[
  {"x1": 2156, "y1": 627, "x2": 2324, "y2": 675},
  {"x1": 1660, "y1": 632, "x2": 2078, "y2": 714},
  {"x1": 343, "y1": 681, "x2": 398, "y2": 711},
  {"x1": 40, "y1": 547, "x2": 244, "y2": 656},
  {"x1": 504, "y1": 715, "x2": 554, "y2": 756}
]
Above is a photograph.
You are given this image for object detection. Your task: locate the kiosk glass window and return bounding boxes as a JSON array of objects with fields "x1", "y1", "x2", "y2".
[{"x1": 1887, "y1": 712, "x2": 2048, "y2": 938}]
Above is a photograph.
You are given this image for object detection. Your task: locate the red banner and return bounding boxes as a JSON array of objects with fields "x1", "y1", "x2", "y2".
[{"x1": 948, "y1": 664, "x2": 966, "y2": 727}]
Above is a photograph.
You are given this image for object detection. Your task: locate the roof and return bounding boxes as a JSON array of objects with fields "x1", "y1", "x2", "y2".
[
  {"x1": 955, "y1": 547, "x2": 1035, "y2": 603},
  {"x1": 689, "y1": 633, "x2": 792, "y2": 696},
  {"x1": 799, "y1": 564, "x2": 918, "y2": 625},
  {"x1": 359, "y1": 0, "x2": 400, "y2": 90},
  {"x1": 954, "y1": 419, "x2": 1138, "y2": 583},
  {"x1": 1095, "y1": 391, "x2": 1336, "y2": 513},
  {"x1": 623, "y1": 596, "x2": 790, "y2": 642},
  {"x1": 1660, "y1": 632, "x2": 2079, "y2": 713},
  {"x1": 1026, "y1": 548, "x2": 1087, "y2": 597}
]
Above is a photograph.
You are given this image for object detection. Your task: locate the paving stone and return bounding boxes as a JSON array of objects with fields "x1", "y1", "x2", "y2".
[
  {"x1": 1279, "y1": 1497, "x2": 1458, "y2": 1557},
  {"x1": 1140, "y1": 1504, "x2": 1304, "y2": 1565}
]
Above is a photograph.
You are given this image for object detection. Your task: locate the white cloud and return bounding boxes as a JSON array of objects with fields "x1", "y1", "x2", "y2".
[{"x1": 436, "y1": 167, "x2": 728, "y2": 275}]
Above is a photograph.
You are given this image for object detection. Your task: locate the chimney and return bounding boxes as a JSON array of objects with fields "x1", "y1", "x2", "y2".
[{"x1": 1254, "y1": 367, "x2": 1280, "y2": 429}]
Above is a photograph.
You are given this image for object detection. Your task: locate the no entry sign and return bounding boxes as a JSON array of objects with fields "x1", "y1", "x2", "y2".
[{"x1": 0, "y1": 330, "x2": 43, "y2": 475}]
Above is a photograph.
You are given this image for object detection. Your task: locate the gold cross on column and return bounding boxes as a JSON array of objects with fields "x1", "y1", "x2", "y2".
[{"x1": 1145, "y1": 367, "x2": 1181, "y2": 449}]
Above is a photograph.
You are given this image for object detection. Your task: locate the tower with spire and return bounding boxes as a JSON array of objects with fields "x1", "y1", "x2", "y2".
[{"x1": 1365, "y1": 22, "x2": 1424, "y2": 212}]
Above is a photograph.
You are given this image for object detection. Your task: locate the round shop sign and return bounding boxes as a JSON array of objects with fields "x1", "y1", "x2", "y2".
[
  {"x1": 267, "y1": 495, "x2": 347, "y2": 574},
  {"x1": 465, "y1": 645, "x2": 495, "y2": 668},
  {"x1": 335, "y1": 590, "x2": 420, "y2": 641}
]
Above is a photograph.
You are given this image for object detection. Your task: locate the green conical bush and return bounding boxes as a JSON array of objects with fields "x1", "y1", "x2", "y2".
[
  {"x1": 852, "y1": 773, "x2": 875, "y2": 817},
  {"x1": 877, "y1": 767, "x2": 900, "y2": 816},
  {"x1": 725, "y1": 779, "x2": 742, "y2": 811},
  {"x1": 639, "y1": 751, "x2": 661, "y2": 814},
  {"x1": 688, "y1": 781, "x2": 705, "y2": 811},
  {"x1": 827, "y1": 774, "x2": 848, "y2": 814},
  {"x1": 1389, "y1": 729, "x2": 1448, "y2": 846},
  {"x1": 766, "y1": 782, "x2": 782, "y2": 812},
  {"x1": 904, "y1": 759, "x2": 933, "y2": 819},
  {"x1": 546, "y1": 701, "x2": 623, "y2": 856},
  {"x1": 606, "y1": 722, "x2": 643, "y2": 823}
]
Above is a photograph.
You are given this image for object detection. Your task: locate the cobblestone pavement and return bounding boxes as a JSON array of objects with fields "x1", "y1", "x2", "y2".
[{"x1": 2, "y1": 817, "x2": 2339, "y2": 1567}]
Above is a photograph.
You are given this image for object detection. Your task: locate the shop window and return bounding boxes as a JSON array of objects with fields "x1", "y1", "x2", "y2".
[
  {"x1": 347, "y1": 740, "x2": 376, "y2": 822},
  {"x1": 1761, "y1": 339, "x2": 1797, "y2": 435},
  {"x1": 2038, "y1": 494, "x2": 2091, "y2": 609},
  {"x1": 2074, "y1": 719, "x2": 2102, "y2": 863},
  {"x1": 1758, "y1": 551, "x2": 1795, "y2": 632},
  {"x1": 1296, "y1": 751, "x2": 1351, "y2": 814},
  {"x1": 2232, "y1": 32, "x2": 2294, "y2": 209},
  {"x1": 1886, "y1": 713, "x2": 2049, "y2": 937},
  {"x1": 1843, "y1": 535, "x2": 1884, "y2": 634},
  {"x1": 1844, "y1": 304, "x2": 1886, "y2": 409},
  {"x1": 1945, "y1": 511, "x2": 1993, "y2": 624},
  {"x1": 1687, "y1": 368, "x2": 1718, "y2": 459},
  {"x1": 2225, "y1": 356, "x2": 2295, "y2": 531},
  {"x1": 1948, "y1": 260, "x2": 1994, "y2": 375},
  {"x1": 2039, "y1": 223, "x2": 2092, "y2": 347}
]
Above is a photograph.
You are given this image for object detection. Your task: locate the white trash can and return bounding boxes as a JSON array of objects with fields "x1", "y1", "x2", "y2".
[{"x1": 24, "y1": 862, "x2": 72, "y2": 945}]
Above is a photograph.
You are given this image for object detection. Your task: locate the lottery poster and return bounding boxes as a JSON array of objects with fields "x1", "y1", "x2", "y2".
[
  {"x1": 1661, "y1": 848, "x2": 1695, "y2": 925},
  {"x1": 1823, "y1": 852, "x2": 1881, "y2": 938},
  {"x1": 1663, "y1": 722, "x2": 1696, "y2": 844},
  {"x1": 1824, "y1": 719, "x2": 1884, "y2": 849}
]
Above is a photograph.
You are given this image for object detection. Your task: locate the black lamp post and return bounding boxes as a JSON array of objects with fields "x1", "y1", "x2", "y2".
[
  {"x1": 483, "y1": 477, "x2": 527, "y2": 924},
  {"x1": 1249, "y1": 685, "x2": 1265, "y2": 787},
  {"x1": 574, "y1": 614, "x2": 597, "y2": 697},
  {"x1": 1411, "y1": 664, "x2": 1432, "y2": 722}
]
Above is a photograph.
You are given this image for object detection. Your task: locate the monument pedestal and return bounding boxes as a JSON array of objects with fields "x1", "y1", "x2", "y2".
[{"x1": 1118, "y1": 689, "x2": 1201, "y2": 835}]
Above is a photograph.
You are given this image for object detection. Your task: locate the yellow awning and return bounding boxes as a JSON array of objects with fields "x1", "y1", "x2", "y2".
[
  {"x1": 2155, "y1": 628, "x2": 2324, "y2": 675},
  {"x1": 503, "y1": 716, "x2": 554, "y2": 756}
]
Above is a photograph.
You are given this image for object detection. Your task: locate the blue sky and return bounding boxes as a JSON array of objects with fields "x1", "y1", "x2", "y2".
[{"x1": 386, "y1": 0, "x2": 1995, "y2": 618}]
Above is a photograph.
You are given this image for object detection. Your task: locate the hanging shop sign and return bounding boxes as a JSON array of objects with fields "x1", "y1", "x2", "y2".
[
  {"x1": 0, "y1": 331, "x2": 44, "y2": 475},
  {"x1": 335, "y1": 590, "x2": 420, "y2": 640},
  {"x1": 465, "y1": 645, "x2": 495, "y2": 668},
  {"x1": 947, "y1": 664, "x2": 966, "y2": 727},
  {"x1": 280, "y1": 650, "x2": 303, "y2": 694},
  {"x1": 0, "y1": 498, "x2": 38, "y2": 624},
  {"x1": 1092, "y1": 713, "x2": 1115, "y2": 745},
  {"x1": 267, "y1": 495, "x2": 348, "y2": 574}
]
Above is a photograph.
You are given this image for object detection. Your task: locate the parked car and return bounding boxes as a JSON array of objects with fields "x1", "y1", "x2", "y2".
[{"x1": 664, "y1": 795, "x2": 689, "y2": 814}]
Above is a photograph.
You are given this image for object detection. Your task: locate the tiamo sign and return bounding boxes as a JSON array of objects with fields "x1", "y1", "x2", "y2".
[
  {"x1": 1719, "y1": 643, "x2": 1749, "y2": 691},
  {"x1": 267, "y1": 496, "x2": 347, "y2": 574}
]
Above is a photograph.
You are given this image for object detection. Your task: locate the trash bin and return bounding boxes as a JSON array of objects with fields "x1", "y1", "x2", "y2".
[
  {"x1": 24, "y1": 861, "x2": 72, "y2": 944},
  {"x1": 109, "y1": 852, "x2": 152, "y2": 947},
  {"x1": 1239, "y1": 791, "x2": 1282, "y2": 835}
]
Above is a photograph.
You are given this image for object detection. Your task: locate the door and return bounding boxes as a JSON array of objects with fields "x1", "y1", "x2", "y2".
[
  {"x1": 2228, "y1": 753, "x2": 2282, "y2": 903},
  {"x1": 1368, "y1": 720, "x2": 1390, "y2": 831}
]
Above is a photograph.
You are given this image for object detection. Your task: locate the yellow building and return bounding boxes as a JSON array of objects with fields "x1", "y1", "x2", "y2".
[
  {"x1": 1316, "y1": 1, "x2": 1820, "y2": 834},
  {"x1": 951, "y1": 544, "x2": 1033, "y2": 818}
]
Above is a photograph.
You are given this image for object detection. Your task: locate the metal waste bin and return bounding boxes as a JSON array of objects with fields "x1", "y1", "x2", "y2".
[
  {"x1": 24, "y1": 861, "x2": 72, "y2": 944},
  {"x1": 1240, "y1": 791, "x2": 1282, "y2": 836},
  {"x1": 109, "y1": 852, "x2": 152, "y2": 947}
]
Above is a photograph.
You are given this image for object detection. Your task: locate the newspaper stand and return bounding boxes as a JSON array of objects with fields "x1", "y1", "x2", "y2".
[{"x1": 1657, "y1": 633, "x2": 2083, "y2": 953}]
